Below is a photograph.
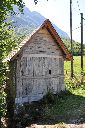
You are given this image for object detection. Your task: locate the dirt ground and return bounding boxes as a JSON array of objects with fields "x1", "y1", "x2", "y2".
[{"x1": 26, "y1": 123, "x2": 85, "y2": 128}]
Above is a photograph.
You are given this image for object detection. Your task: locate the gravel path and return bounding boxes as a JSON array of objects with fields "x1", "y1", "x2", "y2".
[{"x1": 26, "y1": 123, "x2": 85, "y2": 128}]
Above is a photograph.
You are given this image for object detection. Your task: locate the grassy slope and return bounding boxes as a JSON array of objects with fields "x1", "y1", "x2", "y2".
[
  {"x1": 64, "y1": 56, "x2": 85, "y2": 74},
  {"x1": 42, "y1": 88, "x2": 85, "y2": 124}
]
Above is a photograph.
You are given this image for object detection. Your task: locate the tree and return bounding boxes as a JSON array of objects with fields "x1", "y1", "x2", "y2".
[
  {"x1": 0, "y1": 0, "x2": 48, "y2": 126},
  {"x1": 0, "y1": 0, "x2": 42, "y2": 24},
  {"x1": 0, "y1": 21, "x2": 22, "y2": 127},
  {"x1": 0, "y1": 0, "x2": 24, "y2": 24},
  {"x1": 0, "y1": 1, "x2": 24, "y2": 127},
  {"x1": 0, "y1": 0, "x2": 47, "y2": 84}
]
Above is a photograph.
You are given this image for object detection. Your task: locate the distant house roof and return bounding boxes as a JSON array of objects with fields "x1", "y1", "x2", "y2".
[{"x1": 7, "y1": 19, "x2": 72, "y2": 61}]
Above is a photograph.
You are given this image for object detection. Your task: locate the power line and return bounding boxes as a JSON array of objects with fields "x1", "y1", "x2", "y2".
[
  {"x1": 83, "y1": 17, "x2": 85, "y2": 21},
  {"x1": 72, "y1": 4, "x2": 80, "y2": 15},
  {"x1": 76, "y1": 0, "x2": 85, "y2": 23},
  {"x1": 72, "y1": 26, "x2": 81, "y2": 31},
  {"x1": 76, "y1": 0, "x2": 81, "y2": 13},
  {"x1": 72, "y1": 0, "x2": 81, "y2": 16}
]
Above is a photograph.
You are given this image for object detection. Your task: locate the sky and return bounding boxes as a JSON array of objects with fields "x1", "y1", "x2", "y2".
[{"x1": 23, "y1": 0, "x2": 85, "y2": 43}]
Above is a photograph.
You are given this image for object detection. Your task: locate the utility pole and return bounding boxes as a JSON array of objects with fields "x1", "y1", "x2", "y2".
[
  {"x1": 70, "y1": 0, "x2": 73, "y2": 77},
  {"x1": 80, "y1": 13, "x2": 83, "y2": 74}
]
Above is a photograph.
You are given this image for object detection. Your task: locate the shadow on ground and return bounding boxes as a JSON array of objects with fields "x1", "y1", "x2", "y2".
[{"x1": 14, "y1": 90, "x2": 85, "y2": 127}]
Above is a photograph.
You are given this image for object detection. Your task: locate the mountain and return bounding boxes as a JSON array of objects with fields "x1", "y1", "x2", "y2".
[
  {"x1": 7, "y1": 6, "x2": 85, "y2": 55},
  {"x1": 9, "y1": 6, "x2": 69, "y2": 38}
]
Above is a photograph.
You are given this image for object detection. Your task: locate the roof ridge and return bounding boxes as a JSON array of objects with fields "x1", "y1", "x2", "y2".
[{"x1": 5, "y1": 19, "x2": 72, "y2": 61}]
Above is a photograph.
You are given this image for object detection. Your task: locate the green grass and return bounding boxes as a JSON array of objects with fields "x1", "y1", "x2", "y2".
[
  {"x1": 64, "y1": 56, "x2": 85, "y2": 88},
  {"x1": 64, "y1": 56, "x2": 85, "y2": 75},
  {"x1": 41, "y1": 87, "x2": 85, "y2": 124}
]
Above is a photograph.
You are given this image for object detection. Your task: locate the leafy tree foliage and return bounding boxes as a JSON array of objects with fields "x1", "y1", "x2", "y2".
[
  {"x1": 62, "y1": 38, "x2": 85, "y2": 56},
  {"x1": 0, "y1": 0, "x2": 24, "y2": 24},
  {"x1": 0, "y1": 0, "x2": 25, "y2": 126},
  {"x1": 0, "y1": 0, "x2": 43, "y2": 125},
  {"x1": 0, "y1": 21, "x2": 22, "y2": 127}
]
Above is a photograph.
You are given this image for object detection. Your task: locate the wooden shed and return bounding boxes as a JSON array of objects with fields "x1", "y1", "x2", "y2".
[{"x1": 7, "y1": 19, "x2": 72, "y2": 105}]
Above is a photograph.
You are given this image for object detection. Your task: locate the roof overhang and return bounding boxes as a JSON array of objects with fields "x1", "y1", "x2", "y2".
[{"x1": 6, "y1": 19, "x2": 72, "y2": 61}]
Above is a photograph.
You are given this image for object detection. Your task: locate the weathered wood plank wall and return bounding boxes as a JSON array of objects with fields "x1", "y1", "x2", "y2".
[{"x1": 15, "y1": 28, "x2": 64, "y2": 104}]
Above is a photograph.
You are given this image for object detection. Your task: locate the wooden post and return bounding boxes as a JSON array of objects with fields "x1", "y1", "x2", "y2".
[
  {"x1": 70, "y1": 0, "x2": 73, "y2": 78},
  {"x1": 81, "y1": 13, "x2": 83, "y2": 74},
  {"x1": 80, "y1": 13, "x2": 84, "y2": 84}
]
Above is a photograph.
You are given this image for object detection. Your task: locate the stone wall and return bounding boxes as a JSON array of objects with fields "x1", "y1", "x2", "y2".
[{"x1": 15, "y1": 27, "x2": 65, "y2": 104}]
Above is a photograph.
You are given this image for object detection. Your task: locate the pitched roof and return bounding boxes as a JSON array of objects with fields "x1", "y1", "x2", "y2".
[{"x1": 7, "y1": 19, "x2": 72, "y2": 61}]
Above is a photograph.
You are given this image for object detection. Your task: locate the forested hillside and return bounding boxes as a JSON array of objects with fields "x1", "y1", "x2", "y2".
[{"x1": 62, "y1": 38, "x2": 85, "y2": 55}]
